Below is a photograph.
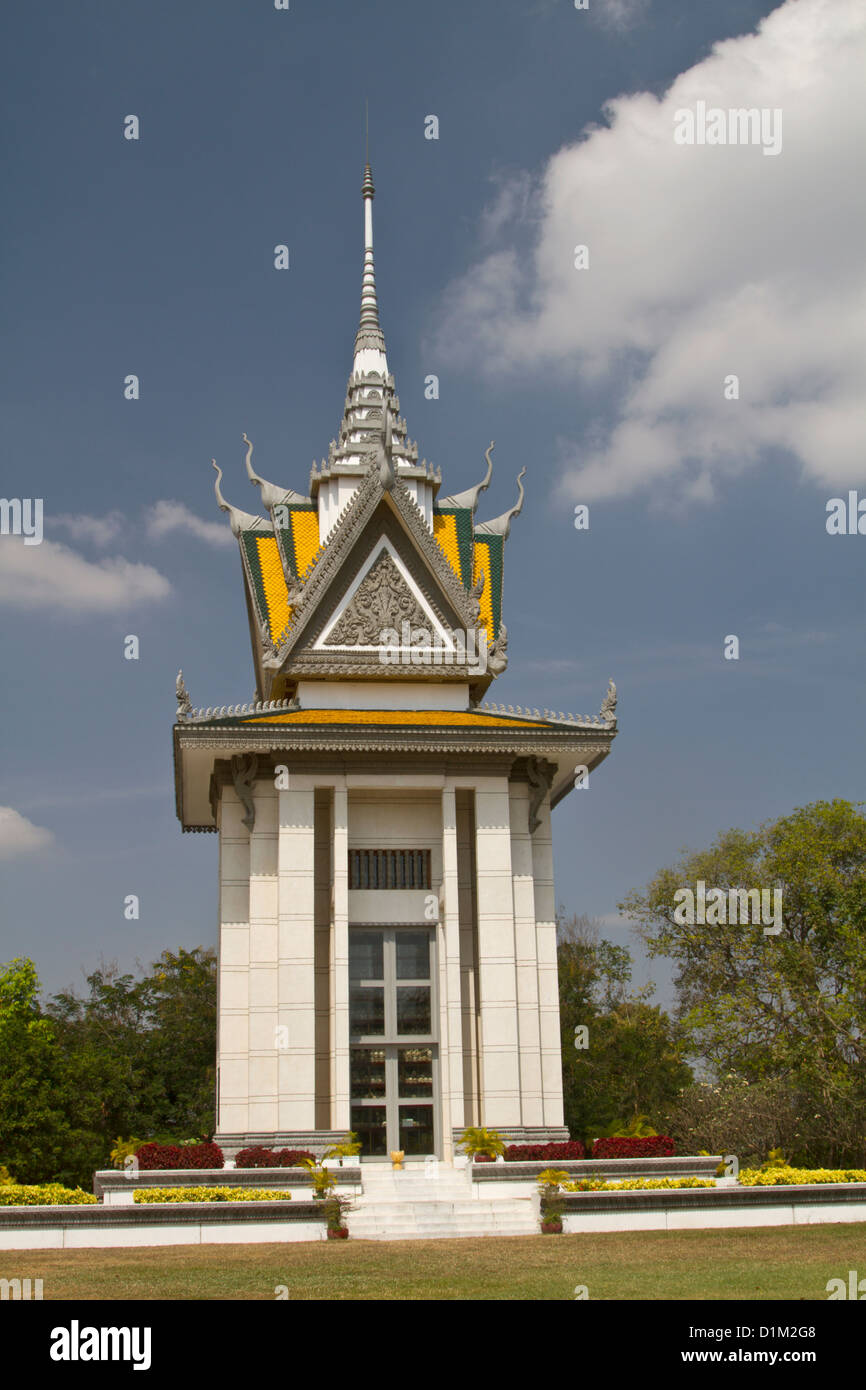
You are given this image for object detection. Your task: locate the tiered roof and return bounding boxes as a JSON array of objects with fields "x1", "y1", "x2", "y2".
[
  {"x1": 173, "y1": 163, "x2": 618, "y2": 829},
  {"x1": 209, "y1": 164, "x2": 527, "y2": 703}
]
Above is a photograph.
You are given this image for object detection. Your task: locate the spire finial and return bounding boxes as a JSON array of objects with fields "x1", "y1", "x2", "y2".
[{"x1": 355, "y1": 140, "x2": 386, "y2": 361}]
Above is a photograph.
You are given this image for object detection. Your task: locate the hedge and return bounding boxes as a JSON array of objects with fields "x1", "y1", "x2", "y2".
[
  {"x1": 0, "y1": 1184, "x2": 97, "y2": 1206},
  {"x1": 739, "y1": 1167, "x2": 866, "y2": 1186},
  {"x1": 564, "y1": 1176, "x2": 715, "y2": 1192},
  {"x1": 134, "y1": 1187, "x2": 293, "y2": 1203},
  {"x1": 235, "y1": 1146, "x2": 315, "y2": 1169},
  {"x1": 591, "y1": 1136, "x2": 675, "y2": 1159},
  {"x1": 135, "y1": 1142, "x2": 224, "y2": 1170},
  {"x1": 504, "y1": 1141, "x2": 586, "y2": 1161}
]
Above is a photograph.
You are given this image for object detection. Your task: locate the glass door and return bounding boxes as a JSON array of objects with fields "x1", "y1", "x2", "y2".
[{"x1": 349, "y1": 927, "x2": 439, "y2": 1157}]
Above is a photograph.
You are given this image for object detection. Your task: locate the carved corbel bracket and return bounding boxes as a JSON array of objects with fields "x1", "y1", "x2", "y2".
[
  {"x1": 230, "y1": 753, "x2": 259, "y2": 833},
  {"x1": 526, "y1": 755, "x2": 556, "y2": 835}
]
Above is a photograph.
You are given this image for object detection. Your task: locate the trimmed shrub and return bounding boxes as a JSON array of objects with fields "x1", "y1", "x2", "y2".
[
  {"x1": 504, "y1": 1141, "x2": 586, "y2": 1162},
  {"x1": 0, "y1": 1184, "x2": 97, "y2": 1206},
  {"x1": 235, "y1": 1146, "x2": 315, "y2": 1169},
  {"x1": 134, "y1": 1187, "x2": 293, "y2": 1203},
  {"x1": 591, "y1": 1136, "x2": 675, "y2": 1159},
  {"x1": 135, "y1": 1142, "x2": 224, "y2": 1170},
  {"x1": 739, "y1": 1167, "x2": 866, "y2": 1186},
  {"x1": 564, "y1": 1176, "x2": 714, "y2": 1192}
]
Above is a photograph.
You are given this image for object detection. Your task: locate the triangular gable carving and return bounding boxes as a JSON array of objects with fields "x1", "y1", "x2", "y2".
[
  {"x1": 277, "y1": 467, "x2": 479, "y2": 662},
  {"x1": 279, "y1": 500, "x2": 485, "y2": 681},
  {"x1": 318, "y1": 542, "x2": 456, "y2": 653}
]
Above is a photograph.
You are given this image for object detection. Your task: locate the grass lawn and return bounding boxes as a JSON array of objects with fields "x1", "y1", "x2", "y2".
[{"x1": 4, "y1": 1223, "x2": 865, "y2": 1299}]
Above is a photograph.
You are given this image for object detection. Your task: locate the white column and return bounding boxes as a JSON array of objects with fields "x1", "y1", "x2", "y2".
[
  {"x1": 510, "y1": 781, "x2": 544, "y2": 1126},
  {"x1": 532, "y1": 795, "x2": 565, "y2": 1127},
  {"x1": 248, "y1": 781, "x2": 279, "y2": 1133},
  {"x1": 474, "y1": 778, "x2": 522, "y2": 1126},
  {"x1": 331, "y1": 785, "x2": 350, "y2": 1131},
  {"x1": 440, "y1": 786, "x2": 464, "y2": 1154},
  {"x1": 217, "y1": 785, "x2": 250, "y2": 1136},
  {"x1": 277, "y1": 780, "x2": 316, "y2": 1130}
]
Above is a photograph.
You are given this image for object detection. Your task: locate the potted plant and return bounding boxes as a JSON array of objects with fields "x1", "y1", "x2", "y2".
[
  {"x1": 457, "y1": 1126, "x2": 506, "y2": 1163},
  {"x1": 325, "y1": 1192, "x2": 352, "y2": 1239},
  {"x1": 301, "y1": 1156, "x2": 337, "y2": 1200},
  {"x1": 322, "y1": 1132, "x2": 362, "y2": 1168},
  {"x1": 538, "y1": 1168, "x2": 569, "y2": 1234}
]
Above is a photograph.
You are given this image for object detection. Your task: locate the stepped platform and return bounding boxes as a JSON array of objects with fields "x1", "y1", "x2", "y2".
[{"x1": 346, "y1": 1162, "x2": 537, "y2": 1241}]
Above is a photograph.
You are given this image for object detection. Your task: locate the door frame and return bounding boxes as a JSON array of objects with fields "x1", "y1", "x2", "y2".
[{"x1": 348, "y1": 924, "x2": 441, "y2": 1159}]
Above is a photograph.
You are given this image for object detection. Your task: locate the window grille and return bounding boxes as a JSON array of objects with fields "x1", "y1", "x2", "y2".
[{"x1": 349, "y1": 849, "x2": 431, "y2": 890}]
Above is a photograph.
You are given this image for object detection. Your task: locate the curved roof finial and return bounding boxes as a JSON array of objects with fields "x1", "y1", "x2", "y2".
[
  {"x1": 213, "y1": 459, "x2": 268, "y2": 537},
  {"x1": 243, "y1": 433, "x2": 309, "y2": 510},
  {"x1": 437, "y1": 441, "x2": 495, "y2": 514},
  {"x1": 476, "y1": 467, "x2": 526, "y2": 540},
  {"x1": 368, "y1": 404, "x2": 396, "y2": 491}
]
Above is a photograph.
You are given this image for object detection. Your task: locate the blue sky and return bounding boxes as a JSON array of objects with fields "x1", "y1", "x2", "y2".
[{"x1": 2, "y1": 0, "x2": 864, "y2": 1009}]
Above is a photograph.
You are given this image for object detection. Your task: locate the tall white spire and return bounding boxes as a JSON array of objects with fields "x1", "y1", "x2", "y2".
[
  {"x1": 353, "y1": 163, "x2": 388, "y2": 372},
  {"x1": 310, "y1": 163, "x2": 438, "y2": 541}
]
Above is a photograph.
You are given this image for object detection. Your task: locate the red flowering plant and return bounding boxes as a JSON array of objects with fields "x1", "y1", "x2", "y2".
[
  {"x1": 591, "y1": 1136, "x2": 675, "y2": 1159},
  {"x1": 135, "y1": 1142, "x2": 224, "y2": 1170},
  {"x1": 504, "y1": 1141, "x2": 585, "y2": 1162},
  {"x1": 235, "y1": 1147, "x2": 315, "y2": 1169}
]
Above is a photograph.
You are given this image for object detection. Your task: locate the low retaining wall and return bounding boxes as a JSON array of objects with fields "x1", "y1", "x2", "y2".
[
  {"x1": 0, "y1": 1200, "x2": 327, "y2": 1250},
  {"x1": 93, "y1": 1167, "x2": 362, "y2": 1205},
  {"x1": 560, "y1": 1182, "x2": 866, "y2": 1232},
  {"x1": 472, "y1": 1156, "x2": 723, "y2": 1184}
]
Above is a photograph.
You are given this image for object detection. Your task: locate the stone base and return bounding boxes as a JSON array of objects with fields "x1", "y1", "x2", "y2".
[
  {"x1": 452, "y1": 1126, "x2": 570, "y2": 1147},
  {"x1": 215, "y1": 1131, "x2": 350, "y2": 1161},
  {"x1": 216, "y1": 1125, "x2": 569, "y2": 1163}
]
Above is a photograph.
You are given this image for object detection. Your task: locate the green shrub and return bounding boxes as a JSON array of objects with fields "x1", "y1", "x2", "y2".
[
  {"x1": 537, "y1": 1168, "x2": 570, "y2": 1226},
  {"x1": 300, "y1": 1157, "x2": 336, "y2": 1198},
  {"x1": 457, "y1": 1127, "x2": 505, "y2": 1160},
  {"x1": 323, "y1": 1132, "x2": 362, "y2": 1160},
  {"x1": 134, "y1": 1187, "x2": 293, "y2": 1203},
  {"x1": 760, "y1": 1148, "x2": 789, "y2": 1169},
  {"x1": 110, "y1": 1138, "x2": 146, "y2": 1169},
  {"x1": 0, "y1": 1183, "x2": 97, "y2": 1205}
]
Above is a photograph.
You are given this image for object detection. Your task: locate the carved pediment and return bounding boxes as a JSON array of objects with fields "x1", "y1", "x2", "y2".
[{"x1": 324, "y1": 549, "x2": 429, "y2": 647}]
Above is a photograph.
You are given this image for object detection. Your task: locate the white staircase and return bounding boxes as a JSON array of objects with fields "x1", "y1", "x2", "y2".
[{"x1": 346, "y1": 1162, "x2": 538, "y2": 1241}]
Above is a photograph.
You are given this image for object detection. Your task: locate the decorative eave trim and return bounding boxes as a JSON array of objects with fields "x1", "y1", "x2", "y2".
[{"x1": 173, "y1": 720, "x2": 614, "y2": 829}]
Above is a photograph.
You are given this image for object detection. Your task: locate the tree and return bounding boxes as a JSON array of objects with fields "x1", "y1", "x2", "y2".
[
  {"x1": 557, "y1": 913, "x2": 692, "y2": 1144},
  {"x1": 0, "y1": 959, "x2": 71, "y2": 1183},
  {"x1": 46, "y1": 947, "x2": 217, "y2": 1148},
  {"x1": 0, "y1": 947, "x2": 218, "y2": 1187},
  {"x1": 619, "y1": 799, "x2": 866, "y2": 1165}
]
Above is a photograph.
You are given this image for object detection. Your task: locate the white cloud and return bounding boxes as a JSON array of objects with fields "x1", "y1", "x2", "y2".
[
  {"x1": 146, "y1": 500, "x2": 234, "y2": 547},
  {"x1": 50, "y1": 512, "x2": 126, "y2": 547},
  {"x1": 0, "y1": 537, "x2": 171, "y2": 611},
  {"x1": 434, "y1": 0, "x2": 866, "y2": 502},
  {"x1": 0, "y1": 806, "x2": 54, "y2": 860}
]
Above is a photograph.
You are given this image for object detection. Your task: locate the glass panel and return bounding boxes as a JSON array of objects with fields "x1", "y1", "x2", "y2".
[
  {"x1": 351, "y1": 1048, "x2": 386, "y2": 1101},
  {"x1": 396, "y1": 930, "x2": 430, "y2": 980},
  {"x1": 352, "y1": 1105, "x2": 387, "y2": 1157},
  {"x1": 350, "y1": 985, "x2": 384, "y2": 1036},
  {"x1": 349, "y1": 930, "x2": 383, "y2": 981},
  {"x1": 399, "y1": 1105, "x2": 434, "y2": 1156},
  {"x1": 398, "y1": 1047, "x2": 433, "y2": 1099},
  {"x1": 396, "y1": 985, "x2": 431, "y2": 1035}
]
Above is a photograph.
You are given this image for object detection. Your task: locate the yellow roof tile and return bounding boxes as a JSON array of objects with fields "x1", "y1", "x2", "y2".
[{"x1": 241, "y1": 708, "x2": 545, "y2": 727}]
